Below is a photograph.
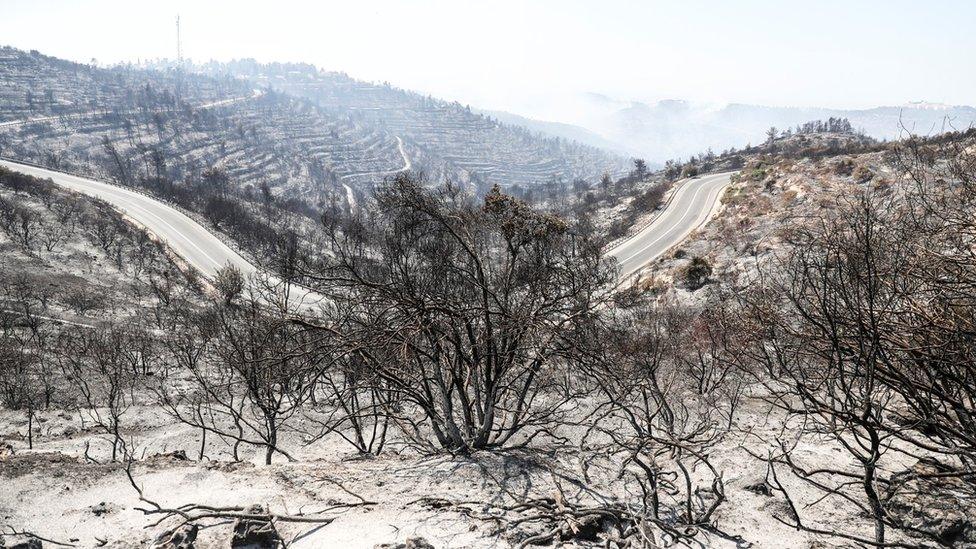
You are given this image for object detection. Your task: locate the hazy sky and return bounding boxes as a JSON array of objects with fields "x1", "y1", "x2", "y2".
[{"x1": 3, "y1": 0, "x2": 974, "y2": 119}]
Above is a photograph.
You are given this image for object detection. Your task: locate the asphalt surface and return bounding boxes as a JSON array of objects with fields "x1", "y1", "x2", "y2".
[
  {"x1": 608, "y1": 171, "x2": 733, "y2": 280},
  {"x1": 1, "y1": 160, "x2": 731, "y2": 290},
  {"x1": 338, "y1": 135, "x2": 412, "y2": 181},
  {"x1": 0, "y1": 159, "x2": 255, "y2": 279},
  {"x1": 340, "y1": 135, "x2": 411, "y2": 209}
]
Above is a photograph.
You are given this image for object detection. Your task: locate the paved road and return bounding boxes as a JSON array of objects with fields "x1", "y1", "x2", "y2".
[
  {"x1": 1, "y1": 159, "x2": 730, "y2": 294},
  {"x1": 339, "y1": 135, "x2": 412, "y2": 181},
  {"x1": 0, "y1": 159, "x2": 255, "y2": 279},
  {"x1": 340, "y1": 135, "x2": 412, "y2": 209},
  {"x1": 608, "y1": 172, "x2": 733, "y2": 280}
]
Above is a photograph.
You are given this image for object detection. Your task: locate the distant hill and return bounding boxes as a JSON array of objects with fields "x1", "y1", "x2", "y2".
[
  {"x1": 472, "y1": 108, "x2": 639, "y2": 165},
  {"x1": 549, "y1": 94, "x2": 976, "y2": 162},
  {"x1": 191, "y1": 59, "x2": 630, "y2": 187},
  {"x1": 0, "y1": 47, "x2": 627, "y2": 200}
]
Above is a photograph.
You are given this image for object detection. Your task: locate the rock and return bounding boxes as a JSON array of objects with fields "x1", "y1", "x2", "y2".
[
  {"x1": 150, "y1": 524, "x2": 198, "y2": 549},
  {"x1": 885, "y1": 459, "x2": 976, "y2": 546},
  {"x1": 147, "y1": 450, "x2": 189, "y2": 463},
  {"x1": 415, "y1": 497, "x2": 451, "y2": 510},
  {"x1": 743, "y1": 480, "x2": 773, "y2": 496},
  {"x1": 89, "y1": 501, "x2": 115, "y2": 517},
  {"x1": 374, "y1": 538, "x2": 435, "y2": 549},
  {"x1": 0, "y1": 534, "x2": 43, "y2": 549},
  {"x1": 231, "y1": 505, "x2": 282, "y2": 549}
]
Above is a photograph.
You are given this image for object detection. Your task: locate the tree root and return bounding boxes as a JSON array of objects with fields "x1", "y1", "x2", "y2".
[
  {"x1": 1, "y1": 526, "x2": 77, "y2": 547},
  {"x1": 414, "y1": 494, "x2": 722, "y2": 548},
  {"x1": 124, "y1": 462, "x2": 375, "y2": 531}
]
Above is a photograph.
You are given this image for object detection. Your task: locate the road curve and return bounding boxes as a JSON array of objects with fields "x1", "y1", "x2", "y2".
[
  {"x1": 608, "y1": 172, "x2": 733, "y2": 280},
  {"x1": 338, "y1": 135, "x2": 411, "y2": 181},
  {"x1": 0, "y1": 159, "x2": 255, "y2": 279},
  {"x1": 1, "y1": 159, "x2": 730, "y2": 292},
  {"x1": 340, "y1": 135, "x2": 412, "y2": 209}
]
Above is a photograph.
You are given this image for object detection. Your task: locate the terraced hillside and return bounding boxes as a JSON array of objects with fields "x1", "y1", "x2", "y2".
[
  {"x1": 2, "y1": 48, "x2": 626, "y2": 211},
  {"x1": 199, "y1": 60, "x2": 629, "y2": 187},
  {"x1": 0, "y1": 47, "x2": 248, "y2": 124},
  {"x1": 0, "y1": 49, "x2": 417, "y2": 207}
]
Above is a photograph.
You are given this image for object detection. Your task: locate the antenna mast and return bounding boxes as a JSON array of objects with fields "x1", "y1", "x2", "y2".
[{"x1": 176, "y1": 16, "x2": 183, "y2": 67}]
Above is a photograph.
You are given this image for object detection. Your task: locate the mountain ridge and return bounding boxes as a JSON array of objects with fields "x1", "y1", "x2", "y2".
[{"x1": 493, "y1": 93, "x2": 976, "y2": 162}]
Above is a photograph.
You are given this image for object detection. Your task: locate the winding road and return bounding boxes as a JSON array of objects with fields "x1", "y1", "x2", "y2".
[
  {"x1": 0, "y1": 159, "x2": 731, "y2": 286},
  {"x1": 340, "y1": 135, "x2": 411, "y2": 209},
  {"x1": 609, "y1": 172, "x2": 733, "y2": 280},
  {"x1": 0, "y1": 159, "x2": 255, "y2": 279},
  {"x1": 338, "y1": 135, "x2": 411, "y2": 181}
]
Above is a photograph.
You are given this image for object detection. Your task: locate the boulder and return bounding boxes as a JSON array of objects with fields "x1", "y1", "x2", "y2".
[
  {"x1": 231, "y1": 505, "x2": 282, "y2": 549},
  {"x1": 885, "y1": 459, "x2": 976, "y2": 546},
  {"x1": 150, "y1": 524, "x2": 198, "y2": 549}
]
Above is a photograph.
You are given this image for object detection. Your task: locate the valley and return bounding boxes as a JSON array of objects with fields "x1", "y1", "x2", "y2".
[{"x1": 2, "y1": 5, "x2": 976, "y2": 548}]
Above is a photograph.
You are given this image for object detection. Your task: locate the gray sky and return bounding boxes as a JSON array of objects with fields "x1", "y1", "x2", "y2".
[{"x1": 3, "y1": 0, "x2": 974, "y2": 119}]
